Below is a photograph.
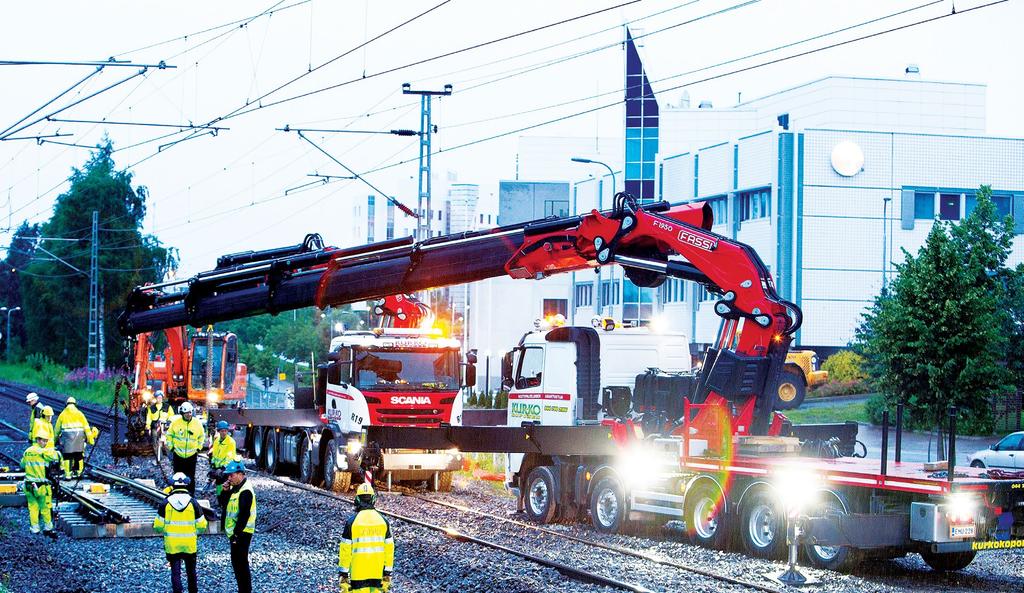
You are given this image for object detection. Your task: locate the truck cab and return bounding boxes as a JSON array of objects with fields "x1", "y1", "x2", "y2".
[{"x1": 502, "y1": 325, "x2": 691, "y2": 500}]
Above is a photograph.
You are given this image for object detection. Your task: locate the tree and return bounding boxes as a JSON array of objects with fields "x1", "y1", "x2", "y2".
[
  {"x1": 19, "y1": 141, "x2": 176, "y2": 368},
  {"x1": 0, "y1": 221, "x2": 40, "y2": 357},
  {"x1": 856, "y1": 186, "x2": 1014, "y2": 436}
]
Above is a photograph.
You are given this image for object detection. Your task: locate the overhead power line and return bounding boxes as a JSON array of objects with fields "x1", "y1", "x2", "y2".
[{"x1": 0, "y1": 59, "x2": 173, "y2": 68}]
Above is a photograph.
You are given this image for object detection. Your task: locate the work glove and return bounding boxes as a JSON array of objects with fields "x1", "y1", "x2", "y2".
[
  {"x1": 339, "y1": 576, "x2": 350, "y2": 593},
  {"x1": 382, "y1": 575, "x2": 391, "y2": 592}
]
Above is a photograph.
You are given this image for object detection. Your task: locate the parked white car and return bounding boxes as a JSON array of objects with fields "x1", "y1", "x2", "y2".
[{"x1": 969, "y1": 431, "x2": 1024, "y2": 468}]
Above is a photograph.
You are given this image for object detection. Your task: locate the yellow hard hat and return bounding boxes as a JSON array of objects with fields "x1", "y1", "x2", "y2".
[
  {"x1": 42, "y1": 406, "x2": 54, "y2": 417},
  {"x1": 66, "y1": 397, "x2": 77, "y2": 405},
  {"x1": 355, "y1": 482, "x2": 375, "y2": 497}
]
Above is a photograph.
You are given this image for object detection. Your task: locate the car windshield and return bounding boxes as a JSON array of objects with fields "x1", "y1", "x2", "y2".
[{"x1": 353, "y1": 348, "x2": 459, "y2": 391}]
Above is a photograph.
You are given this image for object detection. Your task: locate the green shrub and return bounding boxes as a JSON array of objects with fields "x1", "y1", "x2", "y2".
[
  {"x1": 466, "y1": 391, "x2": 478, "y2": 407},
  {"x1": 26, "y1": 353, "x2": 50, "y2": 372},
  {"x1": 822, "y1": 350, "x2": 868, "y2": 382},
  {"x1": 809, "y1": 379, "x2": 875, "y2": 398}
]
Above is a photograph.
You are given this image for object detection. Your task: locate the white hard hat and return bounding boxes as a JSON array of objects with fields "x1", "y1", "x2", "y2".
[
  {"x1": 171, "y1": 472, "x2": 191, "y2": 487},
  {"x1": 179, "y1": 402, "x2": 194, "y2": 415},
  {"x1": 26, "y1": 392, "x2": 39, "y2": 404}
]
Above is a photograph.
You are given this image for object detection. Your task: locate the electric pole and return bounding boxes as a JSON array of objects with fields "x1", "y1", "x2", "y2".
[
  {"x1": 87, "y1": 210, "x2": 100, "y2": 378},
  {"x1": 402, "y1": 83, "x2": 452, "y2": 240}
]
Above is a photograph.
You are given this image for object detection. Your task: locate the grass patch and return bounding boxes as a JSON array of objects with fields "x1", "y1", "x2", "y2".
[
  {"x1": 0, "y1": 361, "x2": 119, "y2": 406},
  {"x1": 784, "y1": 401, "x2": 869, "y2": 425}
]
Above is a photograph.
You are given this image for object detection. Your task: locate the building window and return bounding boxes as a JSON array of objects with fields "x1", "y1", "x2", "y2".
[
  {"x1": 939, "y1": 193, "x2": 960, "y2": 221},
  {"x1": 660, "y1": 278, "x2": 686, "y2": 303},
  {"x1": 386, "y1": 202, "x2": 395, "y2": 240},
  {"x1": 967, "y1": 193, "x2": 1013, "y2": 219},
  {"x1": 914, "y1": 192, "x2": 934, "y2": 219},
  {"x1": 367, "y1": 195, "x2": 376, "y2": 243},
  {"x1": 542, "y1": 298, "x2": 568, "y2": 318},
  {"x1": 739, "y1": 188, "x2": 771, "y2": 222},
  {"x1": 599, "y1": 279, "x2": 621, "y2": 308},
  {"x1": 701, "y1": 196, "x2": 728, "y2": 225},
  {"x1": 622, "y1": 278, "x2": 655, "y2": 325},
  {"x1": 544, "y1": 199, "x2": 569, "y2": 217},
  {"x1": 574, "y1": 283, "x2": 593, "y2": 308},
  {"x1": 698, "y1": 285, "x2": 717, "y2": 302}
]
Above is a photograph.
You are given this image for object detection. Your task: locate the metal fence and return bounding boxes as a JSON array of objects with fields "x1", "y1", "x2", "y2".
[{"x1": 246, "y1": 386, "x2": 291, "y2": 409}]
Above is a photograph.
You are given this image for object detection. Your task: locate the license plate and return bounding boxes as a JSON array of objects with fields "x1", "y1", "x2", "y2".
[{"x1": 950, "y1": 524, "x2": 976, "y2": 539}]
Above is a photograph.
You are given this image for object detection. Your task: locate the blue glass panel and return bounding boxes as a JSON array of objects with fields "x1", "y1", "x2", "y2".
[
  {"x1": 642, "y1": 180, "x2": 655, "y2": 199},
  {"x1": 626, "y1": 127, "x2": 641, "y2": 139},
  {"x1": 626, "y1": 116, "x2": 642, "y2": 128},
  {"x1": 626, "y1": 100, "x2": 642, "y2": 116},
  {"x1": 626, "y1": 163, "x2": 641, "y2": 178},
  {"x1": 626, "y1": 140, "x2": 641, "y2": 161},
  {"x1": 625, "y1": 180, "x2": 641, "y2": 196},
  {"x1": 642, "y1": 163, "x2": 655, "y2": 179},
  {"x1": 642, "y1": 139, "x2": 658, "y2": 157},
  {"x1": 642, "y1": 127, "x2": 658, "y2": 139}
]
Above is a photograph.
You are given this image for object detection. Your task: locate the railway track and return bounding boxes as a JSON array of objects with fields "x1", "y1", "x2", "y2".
[
  {"x1": 0, "y1": 379, "x2": 116, "y2": 432},
  {"x1": 254, "y1": 469, "x2": 778, "y2": 593}
]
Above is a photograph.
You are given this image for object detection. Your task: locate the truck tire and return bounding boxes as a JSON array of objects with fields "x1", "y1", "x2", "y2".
[
  {"x1": 298, "y1": 434, "x2": 318, "y2": 485},
  {"x1": 774, "y1": 365, "x2": 807, "y2": 411},
  {"x1": 252, "y1": 427, "x2": 265, "y2": 468},
  {"x1": 740, "y1": 490, "x2": 787, "y2": 559},
  {"x1": 589, "y1": 476, "x2": 628, "y2": 534},
  {"x1": 264, "y1": 430, "x2": 279, "y2": 475},
  {"x1": 920, "y1": 550, "x2": 976, "y2": 572},
  {"x1": 524, "y1": 466, "x2": 558, "y2": 524},
  {"x1": 324, "y1": 439, "x2": 352, "y2": 493},
  {"x1": 803, "y1": 491, "x2": 862, "y2": 571},
  {"x1": 685, "y1": 482, "x2": 731, "y2": 549},
  {"x1": 430, "y1": 471, "x2": 454, "y2": 493}
]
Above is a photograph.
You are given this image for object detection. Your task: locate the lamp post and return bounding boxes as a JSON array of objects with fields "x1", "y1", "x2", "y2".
[
  {"x1": 571, "y1": 157, "x2": 616, "y2": 198},
  {"x1": 0, "y1": 307, "x2": 15, "y2": 358},
  {"x1": 484, "y1": 350, "x2": 492, "y2": 400},
  {"x1": 572, "y1": 157, "x2": 617, "y2": 317},
  {"x1": 882, "y1": 196, "x2": 892, "y2": 289}
]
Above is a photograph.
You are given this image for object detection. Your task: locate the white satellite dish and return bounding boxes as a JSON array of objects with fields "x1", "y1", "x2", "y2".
[{"x1": 831, "y1": 141, "x2": 864, "y2": 177}]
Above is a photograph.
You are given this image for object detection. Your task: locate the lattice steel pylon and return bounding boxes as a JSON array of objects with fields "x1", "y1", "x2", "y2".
[
  {"x1": 86, "y1": 210, "x2": 100, "y2": 378},
  {"x1": 402, "y1": 83, "x2": 452, "y2": 240}
]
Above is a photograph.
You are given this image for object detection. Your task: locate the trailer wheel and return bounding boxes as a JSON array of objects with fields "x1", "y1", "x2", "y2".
[
  {"x1": 324, "y1": 439, "x2": 352, "y2": 493},
  {"x1": 298, "y1": 435, "x2": 318, "y2": 485},
  {"x1": 685, "y1": 482, "x2": 730, "y2": 549},
  {"x1": 741, "y1": 490, "x2": 787, "y2": 559},
  {"x1": 524, "y1": 466, "x2": 558, "y2": 524},
  {"x1": 590, "y1": 476, "x2": 627, "y2": 534},
  {"x1": 252, "y1": 427, "x2": 265, "y2": 468},
  {"x1": 263, "y1": 430, "x2": 279, "y2": 474},
  {"x1": 430, "y1": 471, "x2": 454, "y2": 493},
  {"x1": 774, "y1": 366, "x2": 806, "y2": 411},
  {"x1": 803, "y1": 491, "x2": 862, "y2": 571},
  {"x1": 920, "y1": 550, "x2": 976, "y2": 572}
]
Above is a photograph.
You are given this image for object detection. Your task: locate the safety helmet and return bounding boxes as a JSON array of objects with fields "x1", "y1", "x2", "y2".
[
  {"x1": 171, "y1": 472, "x2": 191, "y2": 487},
  {"x1": 42, "y1": 406, "x2": 54, "y2": 417},
  {"x1": 25, "y1": 392, "x2": 39, "y2": 404},
  {"x1": 154, "y1": 390, "x2": 164, "y2": 399},
  {"x1": 66, "y1": 397, "x2": 77, "y2": 405},
  {"x1": 179, "y1": 402, "x2": 194, "y2": 415},
  {"x1": 355, "y1": 482, "x2": 376, "y2": 505},
  {"x1": 216, "y1": 420, "x2": 229, "y2": 431},
  {"x1": 224, "y1": 460, "x2": 245, "y2": 474}
]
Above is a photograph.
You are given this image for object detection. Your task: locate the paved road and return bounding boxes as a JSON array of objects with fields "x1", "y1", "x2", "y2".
[{"x1": 855, "y1": 422, "x2": 996, "y2": 465}]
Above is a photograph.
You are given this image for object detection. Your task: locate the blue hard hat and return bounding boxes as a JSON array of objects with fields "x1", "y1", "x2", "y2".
[
  {"x1": 225, "y1": 460, "x2": 245, "y2": 474},
  {"x1": 216, "y1": 420, "x2": 230, "y2": 431}
]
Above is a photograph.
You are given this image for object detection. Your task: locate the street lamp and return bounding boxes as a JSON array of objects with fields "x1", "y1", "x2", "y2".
[
  {"x1": 571, "y1": 157, "x2": 616, "y2": 199},
  {"x1": 0, "y1": 307, "x2": 16, "y2": 359},
  {"x1": 484, "y1": 350, "x2": 492, "y2": 400},
  {"x1": 882, "y1": 196, "x2": 892, "y2": 289}
]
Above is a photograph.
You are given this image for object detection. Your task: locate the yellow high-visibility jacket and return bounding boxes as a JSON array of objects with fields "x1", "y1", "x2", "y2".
[
  {"x1": 167, "y1": 416, "x2": 206, "y2": 458},
  {"x1": 54, "y1": 404, "x2": 93, "y2": 453},
  {"x1": 30, "y1": 418, "x2": 54, "y2": 448},
  {"x1": 338, "y1": 507, "x2": 394, "y2": 591},
  {"x1": 225, "y1": 479, "x2": 256, "y2": 536},
  {"x1": 210, "y1": 434, "x2": 237, "y2": 469},
  {"x1": 153, "y1": 487, "x2": 208, "y2": 555},
  {"x1": 20, "y1": 444, "x2": 61, "y2": 483},
  {"x1": 146, "y1": 402, "x2": 171, "y2": 430}
]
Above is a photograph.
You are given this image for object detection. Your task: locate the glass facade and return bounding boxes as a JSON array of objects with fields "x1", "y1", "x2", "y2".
[{"x1": 624, "y1": 28, "x2": 658, "y2": 203}]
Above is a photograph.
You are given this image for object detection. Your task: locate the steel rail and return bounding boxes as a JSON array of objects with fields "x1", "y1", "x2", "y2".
[
  {"x1": 0, "y1": 381, "x2": 114, "y2": 432},
  {"x1": 405, "y1": 493, "x2": 780, "y2": 593},
  {"x1": 254, "y1": 472, "x2": 654, "y2": 593}
]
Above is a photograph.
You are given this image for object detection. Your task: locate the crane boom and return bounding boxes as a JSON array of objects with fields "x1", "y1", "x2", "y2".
[{"x1": 120, "y1": 195, "x2": 801, "y2": 435}]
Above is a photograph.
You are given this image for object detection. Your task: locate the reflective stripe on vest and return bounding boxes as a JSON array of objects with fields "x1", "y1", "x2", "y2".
[{"x1": 225, "y1": 482, "x2": 256, "y2": 534}]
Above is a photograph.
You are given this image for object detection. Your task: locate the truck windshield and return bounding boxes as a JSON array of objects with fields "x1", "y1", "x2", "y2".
[
  {"x1": 191, "y1": 340, "x2": 225, "y2": 389},
  {"x1": 353, "y1": 348, "x2": 459, "y2": 391}
]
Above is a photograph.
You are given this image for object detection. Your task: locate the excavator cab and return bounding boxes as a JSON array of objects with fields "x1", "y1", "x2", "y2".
[{"x1": 187, "y1": 330, "x2": 247, "y2": 406}]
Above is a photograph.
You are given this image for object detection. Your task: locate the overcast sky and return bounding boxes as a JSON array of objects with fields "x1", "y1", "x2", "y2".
[{"x1": 1, "y1": 0, "x2": 1020, "y2": 276}]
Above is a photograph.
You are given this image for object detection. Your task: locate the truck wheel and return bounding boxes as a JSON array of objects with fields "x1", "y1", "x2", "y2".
[
  {"x1": 264, "y1": 430, "x2": 279, "y2": 475},
  {"x1": 774, "y1": 366, "x2": 806, "y2": 411},
  {"x1": 324, "y1": 439, "x2": 352, "y2": 493},
  {"x1": 803, "y1": 491, "x2": 862, "y2": 571},
  {"x1": 430, "y1": 471, "x2": 454, "y2": 493},
  {"x1": 524, "y1": 466, "x2": 558, "y2": 524},
  {"x1": 252, "y1": 427, "x2": 265, "y2": 468},
  {"x1": 298, "y1": 435, "x2": 318, "y2": 485},
  {"x1": 741, "y1": 490, "x2": 787, "y2": 559},
  {"x1": 685, "y1": 482, "x2": 731, "y2": 549},
  {"x1": 590, "y1": 476, "x2": 627, "y2": 534},
  {"x1": 920, "y1": 550, "x2": 976, "y2": 572}
]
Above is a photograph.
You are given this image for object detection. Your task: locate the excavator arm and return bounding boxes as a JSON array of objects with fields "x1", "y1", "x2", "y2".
[{"x1": 120, "y1": 195, "x2": 800, "y2": 436}]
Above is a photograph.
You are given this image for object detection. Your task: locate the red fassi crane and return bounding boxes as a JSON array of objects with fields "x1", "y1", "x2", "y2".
[{"x1": 120, "y1": 195, "x2": 800, "y2": 441}]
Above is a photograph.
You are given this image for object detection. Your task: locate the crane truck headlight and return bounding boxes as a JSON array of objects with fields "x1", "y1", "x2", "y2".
[
  {"x1": 206, "y1": 389, "x2": 220, "y2": 403},
  {"x1": 346, "y1": 438, "x2": 363, "y2": 456},
  {"x1": 946, "y1": 493, "x2": 979, "y2": 525},
  {"x1": 772, "y1": 467, "x2": 821, "y2": 515},
  {"x1": 616, "y1": 445, "x2": 661, "y2": 489}
]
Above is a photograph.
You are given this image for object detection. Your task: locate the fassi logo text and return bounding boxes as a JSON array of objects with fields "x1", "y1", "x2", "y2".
[{"x1": 677, "y1": 229, "x2": 717, "y2": 251}]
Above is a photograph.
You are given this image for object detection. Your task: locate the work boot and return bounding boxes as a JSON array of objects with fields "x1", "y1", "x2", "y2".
[
  {"x1": 29, "y1": 525, "x2": 40, "y2": 534},
  {"x1": 43, "y1": 530, "x2": 57, "y2": 541}
]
